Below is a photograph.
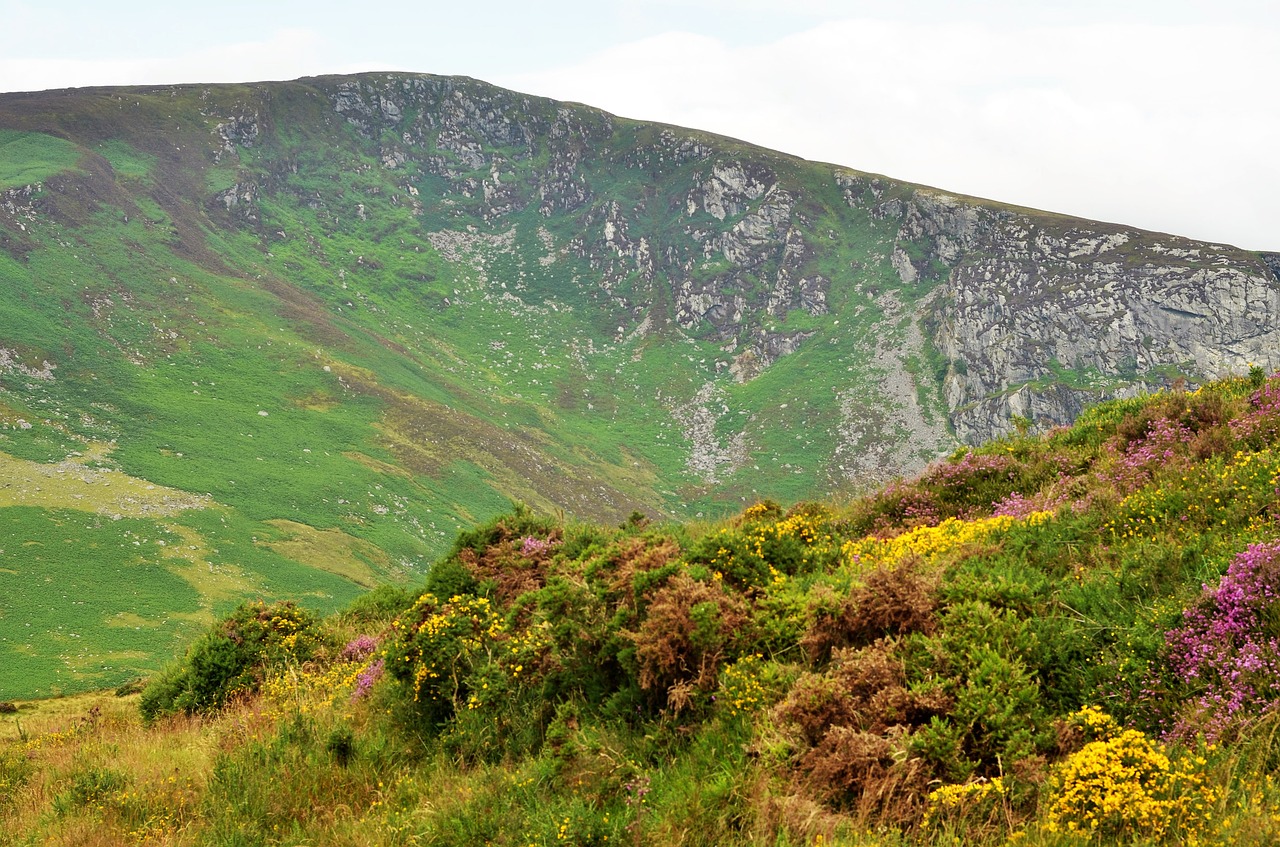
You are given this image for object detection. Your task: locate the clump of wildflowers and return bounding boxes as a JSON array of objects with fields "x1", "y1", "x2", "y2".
[
  {"x1": 339, "y1": 634, "x2": 380, "y2": 663},
  {"x1": 1229, "y1": 373, "x2": 1280, "y2": 446},
  {"x1": 991, "y1": 486, "x2": 1070, "y2": 518},
  {"x1": 351, "y1": 658, "x2": 384, "y2": 702},
  {"x1": 518, "y1": 535, "x2": 557, "y2": 558},
  {"x1": 922, "y1": 776, "x2": 1007, "y2": 831},
  {"x1": 842, "y1": 512, "x2": 1050, "y2": 571},
  {"x1": 687, "y1": 502, "x2": 838, "y2": 588},
  {"x1": 1103, "y1": 416, "x2": 1195, "y2": 493},
  {"x1": 717, "y1": 653, "x2": 771, "y2": 717},
  {"x1": 1045, "y1": 707, "x2": 1218, "y2": 843},
  {"x1": 1164, "y1": 540, "x2": 1280, "y2": 740}
]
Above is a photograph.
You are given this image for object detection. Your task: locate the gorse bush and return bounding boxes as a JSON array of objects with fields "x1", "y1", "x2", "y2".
[
  {"x1": 385, "y1": 592, "x2": 507, "y2": 726},
  {"x1": 1045, "y1": 708, "x2": 1219, "y2": 843},
  {"x1": 140, "y1": 600, "x2": 326, "y2": 721}
]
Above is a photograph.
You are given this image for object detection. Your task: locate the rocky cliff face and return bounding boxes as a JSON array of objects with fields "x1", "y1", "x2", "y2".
[
  {"x1": 0, "y1": 72, "x2": 1275, "y2": 508},
  {"x1": 871, "y1": 190, "x2": 1280, "y2": 442}
]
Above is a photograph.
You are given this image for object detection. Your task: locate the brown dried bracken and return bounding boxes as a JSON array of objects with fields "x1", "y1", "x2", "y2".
[
  {"x1": 630, "y1": 573, "x2": 749, "y2": 704},
  {"x1": 801, "y1": 564, "x2": 936, "y2": 663},
  {"x1": 456, "y1": 524, "x2": 563, "y2": 604}
]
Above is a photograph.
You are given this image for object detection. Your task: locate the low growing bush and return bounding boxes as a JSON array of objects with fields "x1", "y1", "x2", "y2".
[{"x1": 140, "y1": 600, "x2": 326, "y2": 721}]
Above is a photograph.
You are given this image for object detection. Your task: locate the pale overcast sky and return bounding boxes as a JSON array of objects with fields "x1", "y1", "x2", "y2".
[{"x1": 1, "y1": 0, "x2": 1275, "y2": 251}]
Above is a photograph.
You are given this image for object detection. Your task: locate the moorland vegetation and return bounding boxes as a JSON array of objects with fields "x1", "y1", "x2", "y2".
[{"x1": 5, "y1": 369, "x2": 1280, "y2": 845}]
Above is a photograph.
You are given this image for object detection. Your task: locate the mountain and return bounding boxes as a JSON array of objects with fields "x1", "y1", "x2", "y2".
[{"x1": 0, "y1": 72, "x2": 1276, "y2": 696}]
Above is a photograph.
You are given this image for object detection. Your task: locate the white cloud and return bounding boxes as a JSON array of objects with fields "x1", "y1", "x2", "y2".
[
  {"x1": 0, "y1": 29, "x2": 345, "y2": 93},
  {"x1": 501, "y1": 19, "x2": 1280, "y2": 249},
  {"x1": 0, "y1": 8, "x2": 1274, "y2": 250}
]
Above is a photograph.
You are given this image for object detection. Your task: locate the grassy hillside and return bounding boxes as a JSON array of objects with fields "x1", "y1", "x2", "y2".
[
  {"x1": 4, "y1": 371, "x2": 1280, "y2": 845},
  {"x1": 2, "y1": 72, "x2": 1275, "y2": 701},
  {"x1": 0, "y1": 76, "x2": 943, "y2": 698}
]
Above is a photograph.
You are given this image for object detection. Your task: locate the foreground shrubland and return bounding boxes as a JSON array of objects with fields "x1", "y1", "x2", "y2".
[{"x1": 6, "y1": 371, "x2": 1280, "y2": 845}]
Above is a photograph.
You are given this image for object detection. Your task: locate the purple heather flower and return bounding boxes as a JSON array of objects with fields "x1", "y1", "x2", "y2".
[
  {"x1": 1164, "y1": 541, "x2": 1280, "y2": 740},
  {"x1": 339, "y1": 634, "x2": 380, "y2": 662},
  {"x1": 350, "y1": 658, "x2": 385, "y2": 702},
  {"x1": 519, "y1": 536, "x2": 557, "y2": 557}
]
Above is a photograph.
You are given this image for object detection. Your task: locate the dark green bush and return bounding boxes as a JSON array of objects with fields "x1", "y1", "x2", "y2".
[
  {"x1": 140, "y1": 600, "x2": 326, "y2": 722},
  {"x1": 341, "y1": 583, "x2": 416, "y2": 624}
]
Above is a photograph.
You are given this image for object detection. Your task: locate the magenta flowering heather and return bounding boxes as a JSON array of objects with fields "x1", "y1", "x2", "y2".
[
  {"x1": 519, "y1": 535, "x2": 557, "y2": 557},
  {"x1": 992, "y1": 486, "x2": 1070, "y2": 518},
  {"x1": 339, "y1": 634, "x2": 380, "y2": 662},
  {"x1": 1104, "y1": 416, "x2": 1194, "y2": 494},
  {"x1": 923, "y1": 451, "x2": 1018, "y2": 506},
  {"x1": 1164, "y1": 540, "x2": 1280, "y2": 740},
  {"x1": 1229, "y1": 375, "x2": 1280, "y2": 445},
  {"x1": 351, "y1": 658, "x2": 385, "y2": 702},
  {"x1": 874, "y1": 481, "x2": 942, "y2": 528}
]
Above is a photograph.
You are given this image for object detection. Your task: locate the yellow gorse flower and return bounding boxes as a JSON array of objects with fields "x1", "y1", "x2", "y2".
[
  {"x1": 842, "y1": 512, "x2": 1051, "y2": 570},
  {"x1": 1046, "y1": 707, "x2": 1219, "y2": 842}
]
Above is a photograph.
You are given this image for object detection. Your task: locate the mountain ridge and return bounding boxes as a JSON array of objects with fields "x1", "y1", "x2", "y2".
[{"x1": 0, "y1": 71, "x2": 1276, "y2": 696}]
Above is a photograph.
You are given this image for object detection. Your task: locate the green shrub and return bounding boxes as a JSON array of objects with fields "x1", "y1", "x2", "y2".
[
  {"x1": 910, "y1": 601, "x2": 1051, "y2": 776},
  {"x1": 140, "y1": 600, "x2": 326, "y2": 721},
  {"x1": 341, "y1": 583, "x2": 416, "y2": 624}
]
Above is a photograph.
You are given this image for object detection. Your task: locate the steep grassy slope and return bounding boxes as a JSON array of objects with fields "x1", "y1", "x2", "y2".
[
  {"x1": 6, "y1": 372, "x2": 1280, "y2": 845},
  {"x1": 1, "y1": 73, "x2": 1277, "y2": 699}
]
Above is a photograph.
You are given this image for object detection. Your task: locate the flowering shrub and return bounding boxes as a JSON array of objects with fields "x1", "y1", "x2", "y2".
[
  {"x1": 864, "y1": 481, "x2": 943, "y2": 529},
  {"x1": 1229, "y1": 374, "x2": 1280, "y2": 446},
  {"x1": 717, "y1": 653, "x2": 771, "y2": 717},
  {"x1": 739, "y1": 500, "x2": 783, "y2": 523},
  {"x1": 339, "y1": 634, "x2": 380, "y2": 662},
  {"x1": 140, "y1": 601, "x2": 325, "y2": 721},
  {"x1": 687, "y1": 503, "x2": 838, "y2": 588},
  {"x1": 920, "y1": 451, "x2": 1019, "y2": 511},
  {"x1": 1045, "y1": 708, "x2": 1218, "y2": 843},
  {"x1": 384, "y1": 589, "x2": 565, "y2": 725},
  {"x1": 385, "y1": 593, "x2": 506, "y2": 723},
  {"x1": 842, "y1": 512, "x2": 1050, "y2": 571},
  {"x1": 1101, "y1": 415, "x2": 1195, "y2": 494},
  {"x1": 991, "y1": 487, "x2": 1070, "y2": 518},
  {"x1": 351, "y1": 658, "x2": 384, "y2": 702},
  {"x1": 259, "y1": 655, "x2": 370, "y2": 716},
  {"x1": 922, "y1": 776, "x2": 1006, "y2": 831},
  {"x1": 519, "y1": 535, "x2": 557, "y2": 558},
  {"x1": 1164, "y1": 540, "x2": 1280, "y2": 740}
]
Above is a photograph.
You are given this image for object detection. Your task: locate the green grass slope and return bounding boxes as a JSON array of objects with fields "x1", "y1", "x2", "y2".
[
  {"x1": 5, "y1": 370, "x2": 1280, "y2": 845},
  {"x1": 0, "y1": 76, "x2": 939, "y2": 698}
]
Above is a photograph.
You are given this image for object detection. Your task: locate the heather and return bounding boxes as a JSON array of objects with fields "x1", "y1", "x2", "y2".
[{"x1": 6, "y1": 372, "x2": 1280, "y2": 844}]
